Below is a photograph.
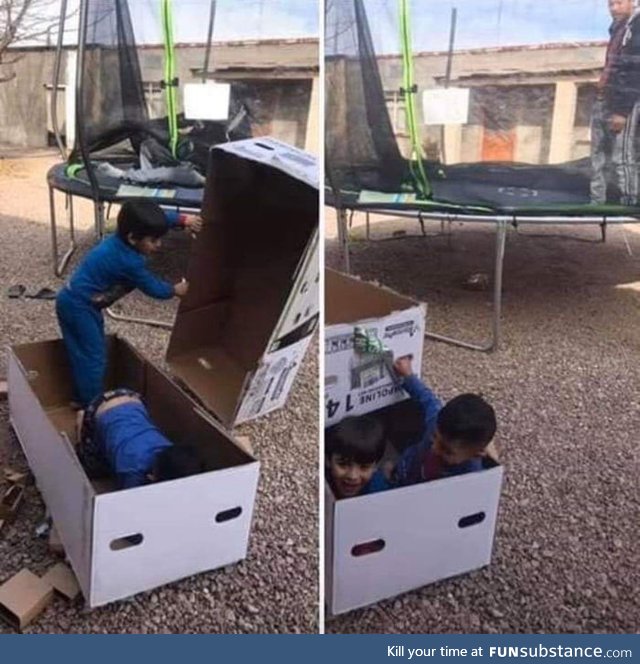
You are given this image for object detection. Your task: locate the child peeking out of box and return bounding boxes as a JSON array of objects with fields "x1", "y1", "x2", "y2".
[
  {"x1": 325, "y1": 415, "x2": 388, "y2": 499},
  {"x1": 373, "y1": 357, "x2": 497, "y2": 489},
  {"x1": 56, "y1": 200, "x2": 202, "y2": 410},
  {"x1": 78, "y1": 389, "x2": 204, "y2": 490}
]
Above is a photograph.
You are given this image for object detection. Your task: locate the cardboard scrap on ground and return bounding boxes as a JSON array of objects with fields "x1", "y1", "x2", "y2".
[
  {"x1": 0, "y1": 563, "x2": 80, "y2": 630},
  {"x1": 42, "y1": 563, "x2": 80, "y2": 601},
  {"x1": 0, "y1": 569, "x2": 54, "y2": 630}
]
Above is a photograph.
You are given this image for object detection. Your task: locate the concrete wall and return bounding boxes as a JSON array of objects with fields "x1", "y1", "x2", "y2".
[
  {"x1": 0, "y1": 43, "x2": 317, "y2": 150},
  {"x1": 0, "y1": 50, "x2": 58, "y2": 147}
]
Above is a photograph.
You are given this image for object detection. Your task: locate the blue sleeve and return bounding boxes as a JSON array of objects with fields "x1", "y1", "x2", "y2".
[
  {"x1": 362, "y1": 469, "x2": 394, "y2": 494},
  {"x1": 119, "y1": 472, "x2": 147, "y2": 490},
  {"x1": 164, "y1": 210, "x2": 183, "y2": 229},
  {"x1": 127, "y1": 257, "x2": 174, "y2": 300},
  {"x1": 402, "y1": 374, "x2": 442, "y2": 443},
  {"x1": 392, "y1": 442, "x2": 422, "y2": 486}
]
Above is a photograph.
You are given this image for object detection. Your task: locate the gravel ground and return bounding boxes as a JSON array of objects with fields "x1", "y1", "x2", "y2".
[
  {"x1": 326, "y1": 213, "x2": 640, "y2": 634},
  {"x1": 0, "y1": 151, "x2": 318, "y2": 633}
]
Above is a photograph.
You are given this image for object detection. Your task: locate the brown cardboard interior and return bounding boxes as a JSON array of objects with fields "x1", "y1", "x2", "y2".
[
  {"x1": 167, "y1": 151, "x2": 318, "y2": 423},
  {"x1": 325, "y1": 269, "x2": 420, "y2": 326},
  {"x1": 12, "y1": 337, "x2": 254, "y2": 484}
]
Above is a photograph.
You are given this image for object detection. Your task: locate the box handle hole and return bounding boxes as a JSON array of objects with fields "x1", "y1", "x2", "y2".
[
  {"x1": 110, "y1": 533, "x2": 143, "y2": 550},
  {"x1": 351, "y1": 539, "x2": 385, "y2": 557},
  {"x1": 255, "y1": 142, "x2": 275, "y2": 151},
  {"x1": 458, "y1": 512, "x2": 486, "y2": 528},
  {"x1": 215, "y1": 506, "x2": 242, "y2": 523}
]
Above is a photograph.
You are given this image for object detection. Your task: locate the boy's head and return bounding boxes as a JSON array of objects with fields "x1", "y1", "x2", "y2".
[
  {"x1": 609, "y1": 0, "x2": 634, "y2": 21},
  {"x1": 325, "y1": 415, "x2": 385, "y2": 499},
  {"x1": 433, "y1": 394, "x2": 496, "y2": 466},
  {"x1": 117, "y1": 200, "x2": 169, "y2": 255},
  {"x1": 152, "y1": 445, "x2": 204, "y2": 483}
]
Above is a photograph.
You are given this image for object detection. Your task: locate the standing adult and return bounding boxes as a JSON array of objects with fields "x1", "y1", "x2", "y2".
[{"x1": 591, "y1": 0, "x2": 640, "y2": 205}]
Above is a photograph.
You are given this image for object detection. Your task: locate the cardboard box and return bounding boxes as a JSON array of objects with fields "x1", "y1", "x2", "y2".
[
  {"x1": 324, "y1": 269, "x2": 426, "y2": 426},
  {"x1": 325, "y1": 455, "x2": 503, "y2": 615},
  {"x1": 324, "y1": 271, "x2": 503, "y2": 615},
  {"x1": 167, "y1": 137, "x2": 319, "y2": 427},
  {"x1": 9, "y1": 336, "x2": 258, "y2": 608},
  {"x1": 42, "y1": 563, "x2": 80, "y2": 601},
  {"x1": 7, "y1": 138, "x2": 318, "y2": 608},
  {"x1": 0, "y1": 569, "x2": 54, "y2": 630}
]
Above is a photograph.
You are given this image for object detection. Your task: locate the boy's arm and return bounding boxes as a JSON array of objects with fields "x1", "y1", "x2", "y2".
[
  {"x1": 164, "y1": 210, "x2": 202, "y2": 233},
  {"x1": 401, "y1": 373, "x2": 443, "y2": 437},
  {"x1": 128, "y1": 261, "x2": 175, "y2": 300}
]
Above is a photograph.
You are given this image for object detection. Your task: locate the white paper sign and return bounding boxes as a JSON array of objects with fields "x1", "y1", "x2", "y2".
[
  {"x1": 184, "y1": 82, "x2": 231, "y2": 121},
  {"x1": 422, "y1": 88, "x2": 470, "y2": 125}
]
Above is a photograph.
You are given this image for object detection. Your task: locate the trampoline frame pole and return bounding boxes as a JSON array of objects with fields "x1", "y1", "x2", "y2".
[
  {"x1": 50, "y1": 187, "x2": 77, "y2": 277},
  {"x1": 424, "y1": 217, "x2": 507, "y2": 352}
]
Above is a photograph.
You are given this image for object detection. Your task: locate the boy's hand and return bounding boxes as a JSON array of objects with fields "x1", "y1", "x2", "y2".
[
  {"x1": 184, "y1": 215, "x2": 203, "y2": 234},
  {"x1": 393, "y1": 356, "x2": 413, "y2": 378},
  {"x1": 174, "y1": 278, "x2": 189, "y2": 298}
]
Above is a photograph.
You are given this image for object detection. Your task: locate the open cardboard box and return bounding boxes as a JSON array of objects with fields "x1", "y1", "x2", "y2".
[
  {"x1": 324, "y1": 270, "x2": 503, "y2": 615},
  {"x1": 7, "y1": 138, "x2": 319, "y2": 608},
  {"x1": 8, "y1": 336, "x2": 258, "y2": 608},
  {"x1": 168, "y1": 138, "x2": 319, "y2": 427}
]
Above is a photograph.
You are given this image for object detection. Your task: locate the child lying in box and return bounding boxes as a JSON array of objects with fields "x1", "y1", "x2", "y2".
[
  {"x1": 78, "y1": 389, "x2": 204, "y2": 490},
  {"x1": 379, "y1": 357, "x2": 497, "y2": 488}
]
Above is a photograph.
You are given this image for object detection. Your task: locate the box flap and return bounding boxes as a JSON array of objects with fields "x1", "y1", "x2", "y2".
[
  {"x1": 166, "y1": 138, "x2": 318, "y2": 427},
  {"x1": 326, "y1": 269, "x2": 421, "y2": 326}
]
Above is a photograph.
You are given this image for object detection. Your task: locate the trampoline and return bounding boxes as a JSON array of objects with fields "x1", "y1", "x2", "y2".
[
  {"x1": 326, "y1": 0, "x2": 640, "y2": 351},
  {"x1": 48, "y1": 0, "x2": 256, "y2": 278}
]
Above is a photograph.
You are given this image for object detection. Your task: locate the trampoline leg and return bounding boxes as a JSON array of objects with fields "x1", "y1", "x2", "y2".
[
  {"x1": 50, "y1": 187, "x2": 77, "y2": 278},
  {"x1": 366, "y1": 211, "x2": 370, "y2": 241},
  {"x1": 425, "y1": 218, "x2": 508, "y2": 353},
  {"x1": 600, "y1": 221, "x2": 607, "y2": 243},
  {"x1": 337, "y1": 208, "x2": 351, "y2": 273},
  {"x1": 94, "y1": 201, "x2": 105, "y2": 239},
  {"x1": 105, "y1": 307, "x2": 173, "y2": 330}
]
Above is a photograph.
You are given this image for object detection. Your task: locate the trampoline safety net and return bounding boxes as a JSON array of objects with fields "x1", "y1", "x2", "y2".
[{"x1": 325, "y1": 0, "x2": 640, "y2": 216}]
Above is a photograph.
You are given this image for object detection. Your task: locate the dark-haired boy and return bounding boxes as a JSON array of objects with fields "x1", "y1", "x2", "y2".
[
  {"x1": 385, "y1": 358, "x2": 497, "y2": 487},
  {"x1": 325, "y1": 415, "x2": 387, "y2": 499},
  {"x1": 56, "y1": 200, "x2": 201, "y2": 408}
]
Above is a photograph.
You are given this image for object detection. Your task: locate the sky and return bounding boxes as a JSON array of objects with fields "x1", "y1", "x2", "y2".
[
  {"x1": 53, "y1": 0, "x2": 319, "y2": 46},
  {"x1": 364, "y1": 0, "x2": 617, "y2": 54}
]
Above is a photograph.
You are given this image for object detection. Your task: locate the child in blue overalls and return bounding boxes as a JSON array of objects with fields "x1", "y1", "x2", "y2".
[
  {"x1": 56, "y1": 200, "x2": 200, "y2": 409},
  {"x1": 79, "y1": 389, "x2": 203, "y2": 489}
]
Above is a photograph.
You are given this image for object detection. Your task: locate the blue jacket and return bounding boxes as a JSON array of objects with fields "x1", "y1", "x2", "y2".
[
  {"x1": 95, "y1": 402, "x2": 173, "y2": 489},
  {"x1": 66, "y1": 211, "x2": 181, "y2": 307},
  {"x1": 364, "y1": 374, "x2": 482, "y2": 493}
]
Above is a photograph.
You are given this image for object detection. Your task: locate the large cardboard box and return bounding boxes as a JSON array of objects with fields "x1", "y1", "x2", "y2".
[
  {"x1": 8, "y1": 138, "x2": 318, "y2": 607},
  {"x1": 168, "y1": 138, "x2": 318, "y2": 426},
  {"x1": 8, "y1": 337, "x2": 258, "y2": 608},
  {"x1": 324, "y1": 271, "x2": 503, "y2": 615}
]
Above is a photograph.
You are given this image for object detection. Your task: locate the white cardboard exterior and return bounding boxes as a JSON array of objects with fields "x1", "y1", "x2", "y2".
[
  {"x1": 325, "y1": 277, "x2": 426, "y2": 426},
  {"x1": 326, "y1": 464, "x2": 503, "y2": 615},
  {"x1": 324, "y1": 271, "x2": 503, "y2": 615},
  {"x1": 8, "y1": 340, "x2": 259, "y2": 608}
]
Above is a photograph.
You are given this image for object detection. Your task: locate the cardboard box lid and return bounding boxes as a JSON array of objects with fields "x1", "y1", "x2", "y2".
[
  {"x1": 166, "y1": 138, "x2": 318, "y2": 427},
  {"x1": 325, "y1": 269, "x2": 422, "y2": 326}
]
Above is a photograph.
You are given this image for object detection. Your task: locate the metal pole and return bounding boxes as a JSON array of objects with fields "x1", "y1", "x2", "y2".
[
  {"x1": 51, "y1": 0, "x2": 68, "y2": 160},
  {"x1": 425, "y1": 217, "x2": 507, "y2": 352},
  {"x1": 444, "y1": 8, "x2": 457, "y2": 88},
  {"x1": 202, "y1": 0, "x2": 217, "y2": 82}
]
